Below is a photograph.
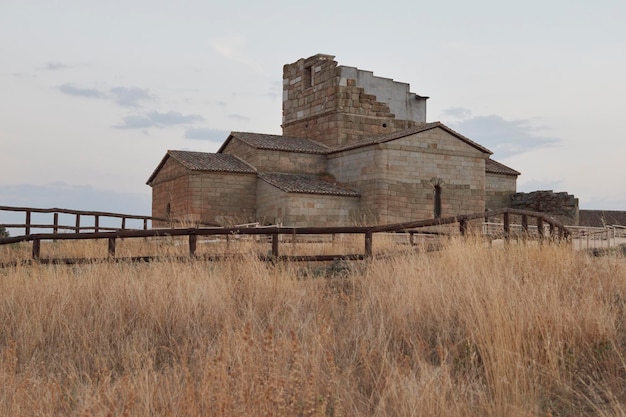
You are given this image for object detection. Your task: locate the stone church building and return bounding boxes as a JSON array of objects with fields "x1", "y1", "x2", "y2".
[{"x1": 147, "y1": 54, "x2": 520, "y2": 227}]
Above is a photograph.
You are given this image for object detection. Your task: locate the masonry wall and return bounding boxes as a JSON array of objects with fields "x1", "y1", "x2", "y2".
[
  {"x1": 339, "y1": 66, "x2": 427, "y2": 122},
  {"x1": 151, "y1": 160, "x2": 257, "y2": 227},
  {"x1": 327, "y1": 147, "x2": 385, "y2": 225},
  {"x1": 378, "y1": 130, "x2": 486, "y2": 223},
  {"x1": 222, "y1": 138, "x2": 326, "y2": 174},
  {"x1": 256, "y1": 181, "x2": 360, "y2": 227},
  {"x1": 256, "y1": 181, "x2": 288, "y2": 225},
  {"x1": 511, "y1": 190, "x2": 579, "y2": 226},
  {"x1": 282, "y1": 54, "x2": 423, "y2": 147},
  {"x1": 196, "y1": 173, "x2": 257, "y2": 226},
  {"x1": 485, "y1": 173, "x2": 517, "y2": 210},
  {"x1": 328, "y1": 128, "x2": 487, "y2": 225},
  {"x1": 150, "y1": 158, "x2": 191, "y2": 227}
]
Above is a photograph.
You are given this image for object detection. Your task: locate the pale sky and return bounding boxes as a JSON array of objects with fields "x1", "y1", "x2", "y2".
[{"x1": 1, "y1": 0, "x2": 625, "y2": 224}]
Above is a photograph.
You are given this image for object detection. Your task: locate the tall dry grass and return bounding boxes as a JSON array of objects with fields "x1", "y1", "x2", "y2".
[{"x1": 1, "y1": 238, "x2": 625, "y2": 416}]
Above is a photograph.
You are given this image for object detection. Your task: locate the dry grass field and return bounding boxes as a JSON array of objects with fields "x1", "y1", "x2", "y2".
[{"x1": 1, "y1": 238, "x2": 626, "y2": 416}]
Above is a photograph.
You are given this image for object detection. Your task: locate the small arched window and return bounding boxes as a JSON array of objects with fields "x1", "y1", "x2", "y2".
[{"x1": 433, "y1": 185, "x2": 442, "y2": 218}]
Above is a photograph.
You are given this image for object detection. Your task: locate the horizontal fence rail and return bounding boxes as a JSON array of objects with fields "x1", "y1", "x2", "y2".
[
  {"x1": 1, "y1": 206, "x2": 572, "y2": 266},
  {"x1": 0, "y1": 205, "x2": 218, "y2": 236}
]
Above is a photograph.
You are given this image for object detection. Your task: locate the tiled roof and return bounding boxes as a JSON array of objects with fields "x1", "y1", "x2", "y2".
[
  {"x1": 329, "y1": 122, "x2": 493, "y2": 155},
  {"x1": 259, "y1": 173, "x2": 360, "y2": 197},
  {"x1": 579, "y1": 210, "x2": 626, "y2": 227},
  {"x1": 168, "y1": 151, "x2": 256, "y2": 173},
  {"x1": 485, "y1": 158, "x2": 521, "y2": 176},
  {"x1": 146, "y1": 151, "x2": 255, "y2": 184},
  {"x1": 218, "y1": 132, "x2": 330, "y2": 154}
]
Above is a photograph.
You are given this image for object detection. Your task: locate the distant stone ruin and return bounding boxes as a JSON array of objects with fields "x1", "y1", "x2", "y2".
[{"x1": 511, "y1": 190, "x2": 579, "y2": 225}]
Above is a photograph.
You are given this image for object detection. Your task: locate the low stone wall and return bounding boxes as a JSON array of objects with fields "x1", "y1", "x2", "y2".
[{"x1": 510, "y1": 190, "x2": 579, "y2": 225}]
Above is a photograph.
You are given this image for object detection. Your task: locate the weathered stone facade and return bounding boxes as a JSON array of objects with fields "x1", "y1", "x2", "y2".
[
  {"x1": 327, "y1": 126, "x2": 490, "y2": 224},
  {"x1": 148, "y1": 54, "x2": 522, "y2": 227},
  {"x1": 256, "y1": 180, "x2": 360, "y2": 227},
  {"x1": 282, "y1": 54, "x2": 427, "y2": 147},
  {"x1": 148, "y1": 152, "x2": 257, "y2": 227},
  {"x1": 511, "y1": 190, "x2": 579, "y2": 225}
]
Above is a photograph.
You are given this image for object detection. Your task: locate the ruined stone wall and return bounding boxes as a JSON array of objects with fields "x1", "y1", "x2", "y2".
[
  {"x1": 282, "y1": 54, "x2": 423, "y2": 148},
  {"x1": 485, "y1": 173, "x2": 517, "y2": 210},
  {"x1": 256, "y1": 181, "x2": 360, "y2": 227},
  {"x1": 510, "y1": 190, "x2": 579, "y2": 225}
]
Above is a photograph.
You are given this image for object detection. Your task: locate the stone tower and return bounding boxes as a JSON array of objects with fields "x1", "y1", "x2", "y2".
[{"x1": 282, "y1": 54, "x2": 429, "y2": 148}]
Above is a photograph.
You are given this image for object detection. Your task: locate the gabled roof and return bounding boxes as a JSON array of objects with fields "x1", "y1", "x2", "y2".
[
  {"x1": 259, "y1": 173, "x2": 360, "y2": 197},
  {"x1": 328, "y1": 121, "x2": 493, "y2": 155},
  {"x1": 218, "y1": 131, "x2": 330, "y2": 154},
  {"x1": 146, "y1": 150, "x2": 256, "y2": 185},
  {"x1": 485, "y1": 158, "x2": 521, "y2": 176}
]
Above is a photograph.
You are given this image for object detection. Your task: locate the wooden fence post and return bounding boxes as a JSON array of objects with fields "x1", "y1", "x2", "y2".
[
  {"x1": 95, "y1": 215, "x2": 100, "y2": 233},
  {"x1": 53, "y1": 212, "x2": 59, "y2": 242},
  {"x1": 521, "y1": 214, "x2": 528, "y2": 235},
  {"x1": 503, "y1": 212, "x2": 510, "y2": 241},
  {"x1": 459, "y1": 218, "x2": 467, "y2": 237},
  {"x1": 143, "y1": 219, "x2": 148, "y2": 231},
  {"x1": 189, "y1": 234, "x2": 197, "y2": 257},
  {"x1": 25, "y1": 210, "x2": 31, "y2": 235},
  {"x1": 365, "y1": 232, "x2": 373, "y2": 258},
  {"x1": 121, "y1": 217, "x2": 126, "y2": 230},
  {"x1": 272, "y1": 232, "x2": 279, "y2": 257},
  {"x1": 537, "y1": 217, "x2": 544, "y2": 240},
  {"x1": 108, "y1": 238, "x2": 116, "y2": 258},
  {"x1": 32, "y1": 238, "x2": 40, "y2": 260},
  {"x1": 549, "y1": 223, "x2": 555, "y2": 241},
  {"x1": 75, "y1": 214, "x2": 81, "y2": 234}
]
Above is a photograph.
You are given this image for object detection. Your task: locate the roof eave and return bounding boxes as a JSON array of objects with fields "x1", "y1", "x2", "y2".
[
  {"x1": 216, "y1": 132, "x2": 236, "y2": 153},
  {"x1": 146, "y1": 151, "x2": 173, "y2": 186}
]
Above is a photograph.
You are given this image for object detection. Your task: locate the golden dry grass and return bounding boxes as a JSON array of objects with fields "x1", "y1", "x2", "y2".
[{"x1": 1, "y1": 238, "x2": 625, "y2": 416}]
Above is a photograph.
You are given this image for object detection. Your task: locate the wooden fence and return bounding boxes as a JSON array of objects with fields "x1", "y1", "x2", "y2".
[{"x1": 0, "y1": 206, "x2": 570, "y2": 266}]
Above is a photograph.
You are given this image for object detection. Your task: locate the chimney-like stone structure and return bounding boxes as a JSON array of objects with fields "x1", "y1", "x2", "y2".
[{"x1": 282, "y1": 54, "x2": 428, "y2": 147}]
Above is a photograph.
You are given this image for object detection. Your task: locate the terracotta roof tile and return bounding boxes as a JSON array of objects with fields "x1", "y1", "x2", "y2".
[
  {"x1": 167, "y1": 151, "x2": 256, "y2": 173},
  {"x1": 259, "y1": 173, "x2": 360, "y2": 197},
  {"x1": 221, "y1": 132, "x2": 330, "y2": 154},
  {"x1": 147, "y1": 151, "x2": 255, "y2": 184},
  {"x1": 485, "y1": 158, "x2": 521, "y2": 176}
]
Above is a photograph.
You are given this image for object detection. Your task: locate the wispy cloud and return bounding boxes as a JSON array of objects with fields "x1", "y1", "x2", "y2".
[
  {"x1": 441, "y1": 107, "x2": 472, "y2": 120},
  {"x1": 184, "y1": 128, "x2": 229, "y2": 141},
  {"x1": 228, "y1": 114, "x2": 250, "y2": 121},
  {"x1": 58, "y1": 84, "x2": 152, "y2": 107},
  {"x1": 209, "y1": 35, "x2": 264, "y2": 73},
  {"x1": 109, "y1": 87, "x2": 152, "y2": 107},
  {"x1": 443, "y1": 108, "x2": 560, "y2": 158},
  {"x1": 43, "y1": 61, "x2": 70, "y2": 71},
  {"x1": 59, "y1": 83, "x2": 107, "y2": 99},
  {"x1": 115, "y1": 111, "x2": 204, "y2": 129}
]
